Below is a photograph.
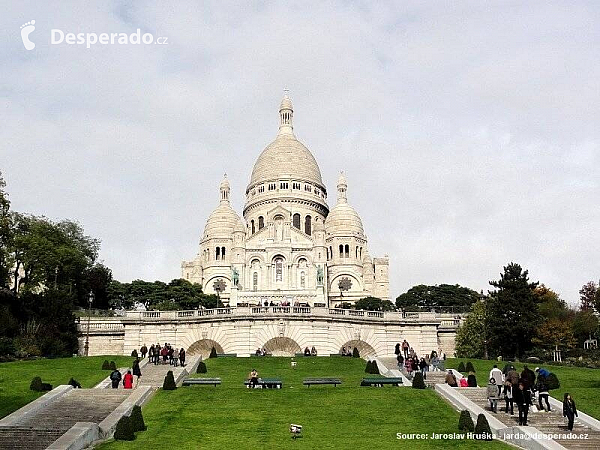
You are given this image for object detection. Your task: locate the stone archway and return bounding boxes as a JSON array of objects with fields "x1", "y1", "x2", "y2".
[
  {"x1": 339, "y1": 340, "x2": 377, "y2": 359},
  {"x1": 187, "y1": 339, "x2": 224, "y2": 358},
  {"x1": 262, "y1": 337, "x2": 302, "y2": 356}
]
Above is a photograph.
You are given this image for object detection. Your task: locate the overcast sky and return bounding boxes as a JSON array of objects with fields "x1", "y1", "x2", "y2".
[{"x1": 2, "y1": 1, "x2": 599, "y2": 305}]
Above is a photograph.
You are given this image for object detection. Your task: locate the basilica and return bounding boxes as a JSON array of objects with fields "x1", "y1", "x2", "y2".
[{"x1": 181, "y1": 95, "x2": 389, "y2": 307}]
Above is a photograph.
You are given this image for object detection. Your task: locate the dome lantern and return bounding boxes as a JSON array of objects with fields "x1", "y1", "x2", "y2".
[
  {"x1": 337, "y1": 171, "x2": 348, "y2": 204},
  {"x1": 220, "y1": 174, "x2": 230, "y2": 204},
  {"x1": 278, "y1": 90, "x2": 294, "y2": 137}
]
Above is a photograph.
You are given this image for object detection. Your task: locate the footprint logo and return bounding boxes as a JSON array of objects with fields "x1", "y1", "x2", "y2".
[{"x1": 20, "y1": 20, "x2": 36, "y2": 50}]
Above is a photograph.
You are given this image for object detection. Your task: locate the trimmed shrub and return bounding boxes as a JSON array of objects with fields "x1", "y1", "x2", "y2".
[
  {"x1": 457, "y1": 362, "x2": 466, "y2": 373},
  {"x1": 129, "y1": 405, "x2": 147, "y2": 432},
  {"x1": 68, "y1": 377, "x2": 81, "y2": 388},
  {"x1": 352, "y1": 347, "x2": 360, "y2": 358},
  {"x1": 412, "y1": 372, "x2": 426, "y2": 389},
  {"x1": 458, "y1": 410, "x2": 475, "y2": 432},
  {"x1": 466, "y1": 362, "x2": 475, "y2": 373},
  {"x1": 365, "y1": 360, "x2": 372, "y2": 373},
  {"x1": 474, "y1": 414, "x2": 493, "y2": 440},
  {"x1": 163, "y1": 370, "x2": 177, "y2": 390},
  {"x1": 102, "y1": 360, "x2": 110, "y2": 370},
  {"x1": 131, "y1": 349, "x2": 138, "y2": 358},
  {"x1": 30, "y1": 376, "x2": 43, "y2": 391},
  {"x1": 546, "y1": 373, "x2": 560, "y2": 390},
  {"x1": 196, "y1": 361, "x2": 207, "y2": 373},
  {"x1": 114, "y1": 415, "x2": 135, "y2": 441},
  {"x1": 41, "y1": 383, "x2": 53, "y2": 391},
  {"x1": 109, "y1": 361, "x2": 117, "y2": 371},
  {"x1": 371, "y1": 360, "x2": 380, "y2": 375},
  {"x1": 209, "y1": 347, "x2": 217, "y2": 358}
]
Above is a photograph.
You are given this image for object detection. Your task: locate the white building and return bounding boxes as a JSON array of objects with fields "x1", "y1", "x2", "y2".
[{"x1": 182, "y1": 95, "x2": 389, "y2": 306}]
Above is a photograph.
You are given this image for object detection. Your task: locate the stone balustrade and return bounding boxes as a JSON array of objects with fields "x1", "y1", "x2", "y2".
[{"x1": 91, "y1": 307, "x2": 463, "y2": 324}]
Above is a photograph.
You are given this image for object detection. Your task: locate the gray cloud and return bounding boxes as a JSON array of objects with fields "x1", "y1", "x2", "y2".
[{"x1": 1, "y1": 1, "x2": 598, "y2": 305}]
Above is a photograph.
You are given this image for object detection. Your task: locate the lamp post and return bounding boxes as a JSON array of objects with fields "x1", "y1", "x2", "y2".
[{"x1": 84, "y1": 291, "x2": 94, "y2": 357}]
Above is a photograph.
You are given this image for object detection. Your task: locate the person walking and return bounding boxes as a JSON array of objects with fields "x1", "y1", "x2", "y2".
[
  {"x1": 535, "y1": 375, "x2": 551, "y2": 412},
  {"x1": 514, "y1": 381, "x2": 532, "y2": 426},
  {"x1": 487, "y1": 378, "x2": 499, "y2": 413},
  {"x1": 489, "y1": 364, "x2": 504, "y2": 396},
  {"x1": 123, "y1": 370, "x2": 134, "y2": 389},
  {"x1": 395, "y1": 342, "x2": 401, "y2": 356},
  {"x1": 140, "y1": 344, "x2": 148, "y2": 359},
  {"x1": 172, "y1": 348, "x2": 180, "y2": 367},
  {"x1": 132, "y1": 358, "x2": 142, "y2": 386},
  {"x1": 109, "y1": 368, "x2": 122, "y2": 389},
  {"x1": 179, "y1": 348, "x2": 186, "y2": 367},
  {"x1": 402, "y1": 340, "x2": 409, "y2": 359},
  {"x1": 503, "y1": 381, "x2": 514, "y2": 415},
  {"x1": 563, "y1": 394, "x2": 578, "y2": 431},
  {"x1": 419, "y1": 358, "x2": 428, "y2": 380}
]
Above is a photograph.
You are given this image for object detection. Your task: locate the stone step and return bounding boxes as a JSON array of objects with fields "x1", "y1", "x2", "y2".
[
  {"x1": 17, "y1": 389, "x2": 129, "y2": 432},
  {"x1": 0, "y1": 427, "x2": 64, "y2": 450}
]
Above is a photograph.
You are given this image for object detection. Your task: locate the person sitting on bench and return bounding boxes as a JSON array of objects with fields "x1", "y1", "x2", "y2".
[
  {"x1": 249, "y1": 369, "x2": 259, "y2": 388},
  {"x1": 304, "y1": 347, "x2": 311, "y2": 356},
  {"x1": 311, "y1": 346, "x2": 317, "y2": 356}
]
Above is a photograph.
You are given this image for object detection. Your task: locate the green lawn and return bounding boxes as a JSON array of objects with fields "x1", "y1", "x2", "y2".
[
  {"x1": 447, "y1": 358, "x2": 600, "y2": 419},
  {"x1": 98, "y1": 357, "x2": 509, "y2": 449},
  {"x1": 0, "y1": 355, "x2": 133, "y2": 419}
]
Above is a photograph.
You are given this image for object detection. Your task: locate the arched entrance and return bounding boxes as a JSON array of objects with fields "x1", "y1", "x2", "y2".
[
  {"x1": 187, "y1": 339, "x2": 224, "y2": 358},
  {"x1": 339, "y1": 340, "x2": 377, "y2": 359},
  {"x1": 262, "y1": 337, "x2": 301, "y2": 356}
]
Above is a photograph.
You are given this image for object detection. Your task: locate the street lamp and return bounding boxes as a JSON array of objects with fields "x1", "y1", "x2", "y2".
[
  {"x1": 84, "y1": 291, "x2": 94, "y2": 357},
  {"x1": 213, "y1": 279, "x2": 226, "y2": 307}
]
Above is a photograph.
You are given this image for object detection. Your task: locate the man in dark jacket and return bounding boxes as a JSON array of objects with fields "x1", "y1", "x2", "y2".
[
  {"x1": 514, "y1": 381, "x2": 532, "y2": 426},
  {"x1": 109, "y1": 368, "x2": 122, "y2": 389},
  {"x1": 534, "y1": 376, "x2": 551, "y2": 412}
]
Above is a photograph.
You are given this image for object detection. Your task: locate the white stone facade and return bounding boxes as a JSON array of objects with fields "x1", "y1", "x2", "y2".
[{"x1": 182, "y1": 95, "x2": 389, "y2": 306}]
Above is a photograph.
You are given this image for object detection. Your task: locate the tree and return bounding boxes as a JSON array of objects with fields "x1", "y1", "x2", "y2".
[
  {"x1": 354, "y1": 296, "x2": 394, "y2": 311},
  {"x1": 485, "y1": 263, "x2": 539, "y2": 358},
  {"x1": 579, "y1": 281, "x2": 598, "y2": 312},
  {"x1": 0, "y1": 171, "x2": 12, "y2": 288},
  {"x1": 455, "y1": 301, "x2": 486, "y2": 358},
  {"x1": 533, "y1": 285, "x2": 571, "y2": 321},
  {"x1": 572, "y1": 310, "x2": 599, "y2": 346},
  {"x1": 532, "y1": 318, "x2": 576, "y2": 353},
  {"x1": 8, "y1": 214, "x2": 99, "y2": 301},
  {"x1": 396, "y1": 284, "x2": 480, "y2": 312},
  {"x1": 85, "y1": 264, "x2": 112, "y2": 310}
]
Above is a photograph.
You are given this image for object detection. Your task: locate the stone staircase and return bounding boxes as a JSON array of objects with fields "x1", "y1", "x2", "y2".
[
  {"x1": 423, "y1": 370, "x2": 447, "y2": 387},
  {"x1": 0, "y1": 389, "x2": 128, "y2": 450},
  {"x1": 458, "y1": 387, "x2": 600, "y2": 449}
]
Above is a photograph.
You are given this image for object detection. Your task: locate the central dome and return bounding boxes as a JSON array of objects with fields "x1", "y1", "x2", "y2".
[
  {"x1": 249, "y1": 134, "x2": 323, "y2": 187},
  {"x1": 247, "y1": 94, "x2": 324, "y2": 191}
]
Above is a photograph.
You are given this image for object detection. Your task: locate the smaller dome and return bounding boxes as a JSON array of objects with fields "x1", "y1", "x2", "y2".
[
  {"x1": 204, "y1": 203, "x2": 243, "y2": 238},
  {"x1": 220, "y1": 175, "x2": 230, "y2": 190},
  {"x1": 325, "y1": 203, "x2": 364, "y2": 237}
]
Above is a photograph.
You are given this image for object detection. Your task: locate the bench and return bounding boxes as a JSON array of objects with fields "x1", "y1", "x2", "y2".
[
  {"x1": 303, "y1": 378, "x2": 342, "y2": 387},
  {"x1": 361, "y1": 377, "x2": 403, "y2": 387},
  {"x1": 244, "y1": 378, "x2": 283, "y2": 389},
  {"x1": 216, "y1": 353, "x2": 237, "y2": 358},
  {"x1": 182, "y1": 378, "x2": 221, "y2": 387}
]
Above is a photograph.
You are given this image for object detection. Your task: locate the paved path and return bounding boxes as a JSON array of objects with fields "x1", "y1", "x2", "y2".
[{"x1": 459, "y1": 387, "x2": 600, "y2": 449}]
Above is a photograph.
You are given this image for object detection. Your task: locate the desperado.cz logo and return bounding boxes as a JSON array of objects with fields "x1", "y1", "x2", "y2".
[
  {"x1": 52, "y1": 28, "x2": 168, "y2": 48},
  {"x1": 20, "y1": 20, "x2": 168, "y2": 50}
]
